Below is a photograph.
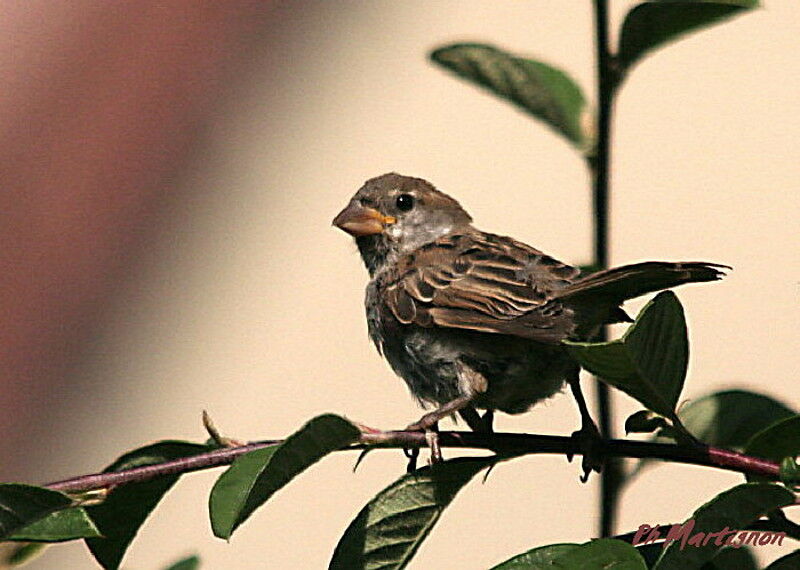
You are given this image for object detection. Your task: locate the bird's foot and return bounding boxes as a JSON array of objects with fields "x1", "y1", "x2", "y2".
[
  {"x1": 567, "y1": 420, "x2": 604, "y2": 483},
  {"x1": 406, "y1": 414, "x2": 443, "y2": 465},
  {"x1": 406, "y1": 395, "x2": 475, "y2": 464},
  {"x1": 403, "y1": 447, "x2": 420, "y2": 472}
]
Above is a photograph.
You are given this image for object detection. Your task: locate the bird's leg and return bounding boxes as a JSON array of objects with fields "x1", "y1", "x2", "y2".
[
  {"x1": 403, "y1": 447, "x2": 420, "y2": 473},
  {"x1": 566, "y1": 367, "x2": 604, "y2": 482},
  {"x1": 406, "y1": 360, "x2": 488, "y2": 462},
  {"x1": 481, "y1": 409, "x2": 495, "y2": 432},
  {"x1": 458, "y1": 406, "x2": 494, "y2": 433},
  {"x1": 458, "y1": 406, "x2": 483, "y2": 432},
  {"x1": 406, "y1": 395, "x2": 472, "y2": 463}
]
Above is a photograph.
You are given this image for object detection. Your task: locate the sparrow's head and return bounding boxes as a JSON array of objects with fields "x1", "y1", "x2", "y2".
[{"x1": 333, "y1": 173, "x2": 472, "y2": 275}]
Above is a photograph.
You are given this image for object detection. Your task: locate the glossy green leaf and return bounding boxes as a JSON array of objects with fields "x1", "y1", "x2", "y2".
[
  {"x1": 163, "y1": 554, "x2": 200, "y2": 570},
  {"x1": 490, "y1": 543, "x2": 578, "y2": 569},
  {"x1": 678, "y1": 390, "x2": 794, "y2": 448},
  {"x1": 619, "y1": 1, "x2": 760, "y2": 71},
  {"x1": 552, "y1": 539, "x2": 647, "y2": 569},
  {"x1": 744, "y1": 415, "x2": 800, "y2": 482},
  {"x1": 86, "y1": 441, "x2": 210, "y2": 570},
  {"x1": 329, "y1": 457, "x2": 493, "y2": 570},
  {"x1": 766, "y1": 550, "x2": 800, "y2": 570},
  {"x1": 566, "y1": 291, "x2": 688, "y2": 418},
  {"x1": 8, "y1": 507, "x2": 100, "y2": 542},
  {"x1": 654, "y1": 483, "x2": 794, "y2": 569},
  {"x1": 431, "y1": 43, "x2": 589, "y2": 148},
  {"x1": 210, "y1": 414, "x2": 360, "y2": 540},
  {"x1": 0, "y1": 484, "x2": 72, "y2": 540}
]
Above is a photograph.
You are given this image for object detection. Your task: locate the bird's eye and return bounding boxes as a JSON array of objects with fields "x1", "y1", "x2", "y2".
[{"x1": 395, "y1": 193, "x2": 414, "y2": 212}]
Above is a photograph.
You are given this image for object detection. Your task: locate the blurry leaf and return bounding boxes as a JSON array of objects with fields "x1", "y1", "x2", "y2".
[
  {"x1": 679, "y1": 390, "x2": 794, "y2": 448},
  {"x1": 701, "y1": 546, "x2": 758, "y2": 569},
  {"x1": 779, "y1": 457, "x2": 800, "y2": 490},
  {"x1": 552, "y1": 539, "x2": 647, "y2": 569},
  {"x1": 766, "y1": 550, "x2": 800, "y2": 569},
  {"x1": 654, "y1": 483, "x2": 793, "y2": 569},
  {"x1": 565, "y1": 291, "x2": 688, "y2": 419},
  {"x1": 0, "y1": 484, "x2": 72, "y2": 540},
  {"x1": 619, "y1": 1, "x2": 760, "y2": 71},
  {"x1": 490, "y1": 543, "x2": 579, "y2": 569},
  {"x1": 626, "y1": 410, "x2": 669, "y2": 434},
  {"x1": 163, "y1": 554, "x2": 200, "y2": 570},
  {"x1": 3, "y1": 543, "x2": 46, "y2": 566},
  {"x1": 744, "y1": 415, "x2": 800, "y2": 482},
  {"x1": 8, "y1": 507, "x2": 100, "y2": 542},
  {"x1": 86, "y1": 441, "x2": 209, "y2": 570},
  {"x1": 431, "y1": 43, "x2": 589, "y2": 148},
  {"x1": 329, "y1": 457, "x2": 494, "y2": 570},
  {"x1": 210, "y1": 414, "x2": 360, "y2": 540}
]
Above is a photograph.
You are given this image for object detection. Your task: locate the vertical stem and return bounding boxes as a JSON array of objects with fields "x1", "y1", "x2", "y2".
[
  {"x1": 592, "y1": 0, "x2": 622, "y2": 538},
  {"x1": 593, "y1": 0, "x2": 610, "y2": 272}
]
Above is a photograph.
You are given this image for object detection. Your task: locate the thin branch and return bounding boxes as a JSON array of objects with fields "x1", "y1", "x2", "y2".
[{"x1": 45, "y1": 430, "x2": 783, "y2": 494}]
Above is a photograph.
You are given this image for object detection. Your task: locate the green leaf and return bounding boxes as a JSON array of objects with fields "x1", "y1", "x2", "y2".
[
  {"x1": 3, "y1": 543, "x2": 47, "y2": 566},
  {"x1": 636, "y1": 535, "x2": 759, "y2": 568},
  {"x1": 210, "y1": 414, "x2": 360, "y2": 540},
  {"x1": 654, "y1": 483, "x2": 794, "y2": 569},
  {"x1": 0, "y1": 484, "x2": 72, "y2": 540},
  {"x1": 678, "y1": 390, "x2": 794, "y2": 448},
  {"x1": 618, "y1": 1, "x2": 760, "y2": 71},
  {"x1": 626, "y1": 410, "x2": 669, "y2": 434},
  {"x1": 766, "y1": 550, "x2": 800, "y2": 570},
  {"x1": 7, "y1": 507, "x2": 100, "y2": 542},
  {"x1": 430, "y1": 43, "x2": 589, "y2": 148},
  {"x1": 490, "y1": 544, "x2": 579, "y2": 569},
  {"x1": 779, "y1": 457, "x2": 800, "y2": 490},
  {"x1": 702, "y1": 546, "x2": 758, "y2": 569},
  {"x1": 163, "y1": 554, "x2": 200, "y2": 570},
  {"x1": 85, "y1": 441, "x2": 210, "y2": 570},
  {"x1": 552, "y1": 539, "x2": 647, "y2": 569},
  {"x1": 744, "y1": 415, "x2": 800, "y2": 482},
  {"x1": 632, "y1": 390, "x2": 794, "y2": 477},
  {"x1": 565, "y1": 291, "x2": 688, "y2": 419},
  {"x1": 329, "y1": 457, "x2": 494, "y2": 570}
]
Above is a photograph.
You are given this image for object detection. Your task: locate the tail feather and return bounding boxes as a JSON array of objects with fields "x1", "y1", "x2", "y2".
[{"x1": 557, "y1": 261, "x2": 729, "y2": 304}]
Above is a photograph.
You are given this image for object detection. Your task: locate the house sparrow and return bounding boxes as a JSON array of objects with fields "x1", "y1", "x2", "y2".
[{"x1": 333, "y1": 173, "x2": 726, "y2": 477}]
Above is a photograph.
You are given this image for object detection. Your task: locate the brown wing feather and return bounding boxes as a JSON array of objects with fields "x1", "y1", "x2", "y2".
[{"x1": 382, "y1": 231, "x2": 579, "y2": 344}]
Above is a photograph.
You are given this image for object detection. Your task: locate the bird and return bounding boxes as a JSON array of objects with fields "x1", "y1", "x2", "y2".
[{"x1": 333, "y1": 172, "x2": 726, "y2": 478}]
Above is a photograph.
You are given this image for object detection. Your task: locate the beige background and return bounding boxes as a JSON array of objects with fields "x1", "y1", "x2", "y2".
[{"x1": 13, "y1": 1, "x2": 799, "y2": 568}]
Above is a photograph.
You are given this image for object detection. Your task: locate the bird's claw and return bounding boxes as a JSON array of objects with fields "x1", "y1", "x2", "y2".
[
  {"x1": 403, "y1": 447, "x2": 420, "y2": 472},
  {"x1": 568, "y1": 422, "x2": 604, "y2": 483},
  {"x1": 406, "y1": 416, "x2": 442, "y2": 464}
]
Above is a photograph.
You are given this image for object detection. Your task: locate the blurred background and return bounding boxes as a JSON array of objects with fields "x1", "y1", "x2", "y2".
[{"x1": 1, "y1": 1, "x2": 798, "y2": 568}]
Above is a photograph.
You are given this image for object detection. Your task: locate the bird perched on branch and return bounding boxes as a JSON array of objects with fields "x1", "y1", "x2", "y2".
[{"x1": 333, "y1": 173, "x2": 726, "y2": 478}]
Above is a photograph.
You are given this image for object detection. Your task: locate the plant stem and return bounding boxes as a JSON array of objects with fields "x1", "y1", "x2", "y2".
[
  {"x1": 592, "y1": 0, "x2": 622, "y2": 538},
  {"x1": 45, "y1": 431, "x2": 782, "y2": 494}
]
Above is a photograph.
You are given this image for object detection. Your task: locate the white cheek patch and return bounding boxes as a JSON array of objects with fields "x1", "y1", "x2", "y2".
[{"x1": 387, "y1": 224, "x2": 403, "y2": 239}]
